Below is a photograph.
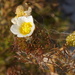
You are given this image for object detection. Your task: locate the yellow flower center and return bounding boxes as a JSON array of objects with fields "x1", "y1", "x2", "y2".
[{"x1": 19, "y1": 22, "x2": 32, "y2": 35}]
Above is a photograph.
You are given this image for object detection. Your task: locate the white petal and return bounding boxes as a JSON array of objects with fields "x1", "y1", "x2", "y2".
[
  {"x1": 17, "y1": 33, "x2": 30, "y2": 37},
  {"x1": 17, "y1": 16, "x2": 33, "y2": 26},
  {"x1": 11, "y1": 18, "x2": 18, "y2": 24},
  {"x1": 17, "y1": 16, "x2": 27, "y2": 26},
  {"x1": 23, "y1": 34, "x2": 30, "y2": 37},
  {"x1": 26, "y1": 16, "x2": 33, "y2": 22},
  {"x1": 17, "y1": 34, "x2": 24, "y2": 37},
  {"x1": 10, "y1": 25, "x2": 19, "y2": 34}
]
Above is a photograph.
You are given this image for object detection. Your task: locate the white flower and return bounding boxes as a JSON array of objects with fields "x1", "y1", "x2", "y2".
[
  {"x1": 10, "y1": 16, "x2": 35, "y2": 37},
  {"x1": 43, "y1": 57, "x2": 48, "y2": 63},
  {"x1": 15, "y1": 6, "x2": 32, "y2": 17}
]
